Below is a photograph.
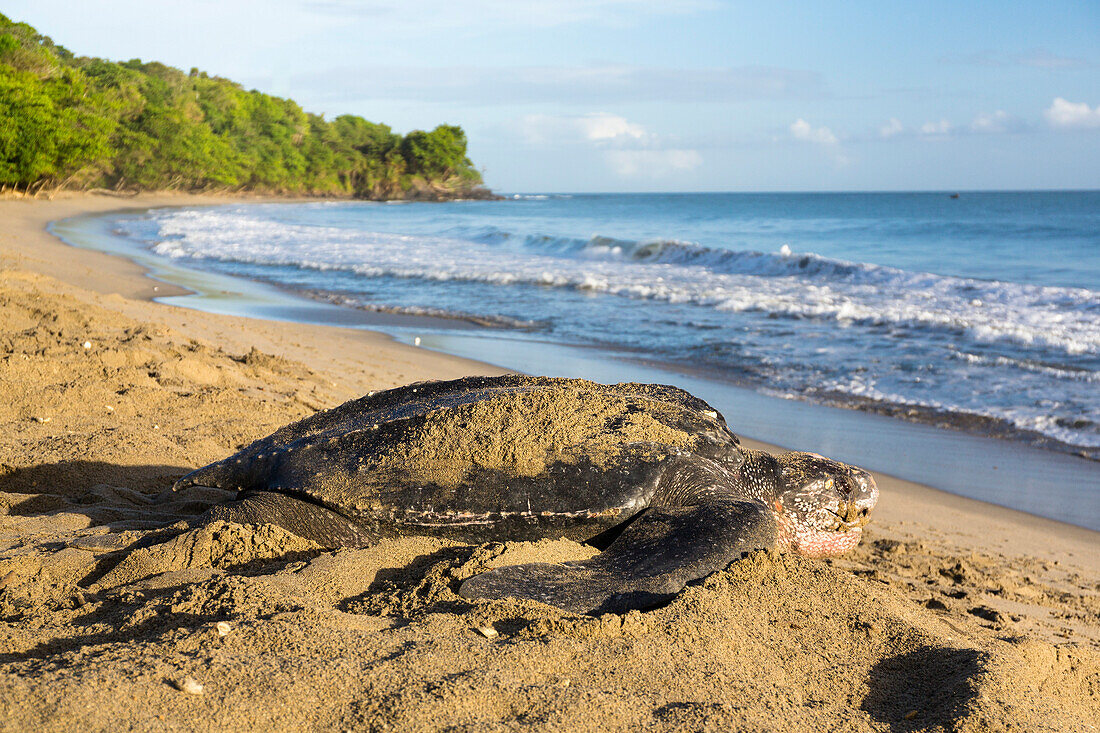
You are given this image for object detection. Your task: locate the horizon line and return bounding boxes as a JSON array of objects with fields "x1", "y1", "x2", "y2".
[{"x1": 498, "y1": 188, "x2": 1100, "y2": 195}]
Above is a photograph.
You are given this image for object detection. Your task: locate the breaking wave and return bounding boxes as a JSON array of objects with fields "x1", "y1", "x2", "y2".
[{"x1": 150, "y1": 210, "x2": 1100, "y2": 359}]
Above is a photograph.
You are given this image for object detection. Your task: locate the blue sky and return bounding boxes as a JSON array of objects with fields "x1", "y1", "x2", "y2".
[{"x1": 7, "y1": 0, "x2": 1099, "y2": 191}]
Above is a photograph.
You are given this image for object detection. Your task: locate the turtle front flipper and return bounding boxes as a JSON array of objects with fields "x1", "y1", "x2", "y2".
[{"x1": 458, "y1": 499, "x2": 777, "y2": 615}]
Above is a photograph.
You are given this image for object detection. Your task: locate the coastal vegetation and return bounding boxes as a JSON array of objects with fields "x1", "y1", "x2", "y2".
[{"x1": 0, "y1": 14, "x2": 490, "y2": 199}]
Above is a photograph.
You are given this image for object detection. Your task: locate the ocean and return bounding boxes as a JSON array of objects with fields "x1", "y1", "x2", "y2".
[{"x1": 53, "y1": 191, "x2": 1100, "y2": 528}]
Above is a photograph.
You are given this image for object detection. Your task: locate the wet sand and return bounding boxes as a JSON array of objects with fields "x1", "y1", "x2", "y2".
[{"x1": 0, "y1": 193, "x2": 1097, "y2": 731}]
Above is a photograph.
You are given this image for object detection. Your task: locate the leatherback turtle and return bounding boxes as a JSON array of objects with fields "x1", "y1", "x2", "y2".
[{"x1": 174, "y1": 375, "x2": 878, "y2": 614}]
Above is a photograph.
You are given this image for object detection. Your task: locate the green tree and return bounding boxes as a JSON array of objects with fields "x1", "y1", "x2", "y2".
[
  {"x1": 399, "y1": 124, "x2": 475, "y2": 179},
  {"x1": 0, "y1": 13, "x2": 487, "y2": 198}
]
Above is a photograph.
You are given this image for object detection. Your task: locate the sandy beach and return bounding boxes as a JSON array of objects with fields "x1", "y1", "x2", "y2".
[{"x1": 0, "y1": 193, "x2": 1097, "y2": 731}]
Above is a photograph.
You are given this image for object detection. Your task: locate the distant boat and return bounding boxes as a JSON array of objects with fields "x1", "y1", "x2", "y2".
[{"x1": 949, "y1": 193, "x2": 960, "y2": 199}]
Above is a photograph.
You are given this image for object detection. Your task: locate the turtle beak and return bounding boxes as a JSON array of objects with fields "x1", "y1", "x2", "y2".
[
  {"x1": 837, "y1": 470, "x2": 877, "y2": 530},
  {"x1": 828, "y1": 501, "x2": 872, "y2": 532},
  {"x1": 842, "y1": 502, "x2": 872, "y2": 527}
]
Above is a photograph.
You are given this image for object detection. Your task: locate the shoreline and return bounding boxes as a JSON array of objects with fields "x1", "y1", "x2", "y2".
[
  {"x1": 1, "y1": 191, "x2": 1097, "y2": 729},
  {"x1": 1, "y1": 190, "x2": 1097, "y2": 568},
  {"x1": 0, "y1": 192, "x2": 504, "y2": 386}
]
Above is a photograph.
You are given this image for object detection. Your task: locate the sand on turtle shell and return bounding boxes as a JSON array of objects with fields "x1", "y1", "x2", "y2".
[
  {"x1": 0, "y1": 210, "x2": 1098, "y2": 732},
  {"x1": 374, "y1": 387, "x2": 701, "y2": 489}
]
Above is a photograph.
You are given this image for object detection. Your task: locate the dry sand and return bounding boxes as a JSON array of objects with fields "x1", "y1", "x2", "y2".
[{"x1": 0, "y1": 193, "x2": 1097, "y2": 732}]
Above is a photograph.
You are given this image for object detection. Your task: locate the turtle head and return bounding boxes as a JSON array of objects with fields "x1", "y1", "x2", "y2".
[{"x1": 757, "y1": 450, "x2": 878, "y2": 558}]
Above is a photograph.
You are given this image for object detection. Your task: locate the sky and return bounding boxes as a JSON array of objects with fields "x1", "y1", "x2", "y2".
[{"x1": 6, "y1": 0, "x2": 1099, "y2": 192}]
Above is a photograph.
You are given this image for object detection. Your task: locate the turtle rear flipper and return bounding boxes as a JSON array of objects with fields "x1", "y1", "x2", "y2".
[
  {"x1": 459, "y1": 499, "x2": 777, "y2": 615},
  {"x1": 205, "y1": 491, "x2": 377, "y2": 549}
]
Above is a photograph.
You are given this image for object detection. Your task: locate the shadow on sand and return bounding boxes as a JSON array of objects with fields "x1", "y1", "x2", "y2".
[
  {"x1": 0, "y1": 459, "x2": 232, "y2": 522},
  {"x1": 862, "y1": 645, "x2": 984, "y2": 731}
]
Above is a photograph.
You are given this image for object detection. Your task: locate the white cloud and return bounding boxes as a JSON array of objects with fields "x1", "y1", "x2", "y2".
[
  {"x1": 879, "y1": 118, "x2": 904, "y2": 138},
  {"x1": 520, "y1": 113, "x2": 647, "y2": 144},
  {"x1": 789, "y1": 118, "x2": 837, "y2": 145},
  {"x1": 604, "y1": 149, "x2": 702, "y2": 177},
  {"x1": 969, "y1": 110, "x2": 1021, "y2": 134},
  {"x1": 516, "y1": 113, "x2": 700, "y2": 179},
  {"x1": 879, "y1": 112, "x2": 1025, "y2": 139},
  {"x1": 789, "y1": 119, "x2": 849, "y2": 166},
  {"x1": 919, "y1": 119, "x2": 953, "y2": 136},
  {"x1": 1044, "y1": 98, "x2": 1100, "y2": 129},
  {"x1": 577, "y1": 114, "x2": 646, "y2": 141}
]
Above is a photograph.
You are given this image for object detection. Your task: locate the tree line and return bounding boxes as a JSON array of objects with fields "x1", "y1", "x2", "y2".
[{"x1": 0, "y1": 14, "x2": 491, "y2": 199}]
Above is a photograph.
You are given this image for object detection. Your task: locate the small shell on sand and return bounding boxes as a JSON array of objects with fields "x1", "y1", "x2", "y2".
[
  {"x1": 216, "y1": 621, "x2": 232, "y2": 636},
  {"x1": 178, "y1": 677, "x2": 204, "y2": 695},
  {"x1": 82, "y1": 341, "x2": 92, "y2": 349},
  {"x1": 474, "y1": 625, "x2": 499, "y2": 639}
]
